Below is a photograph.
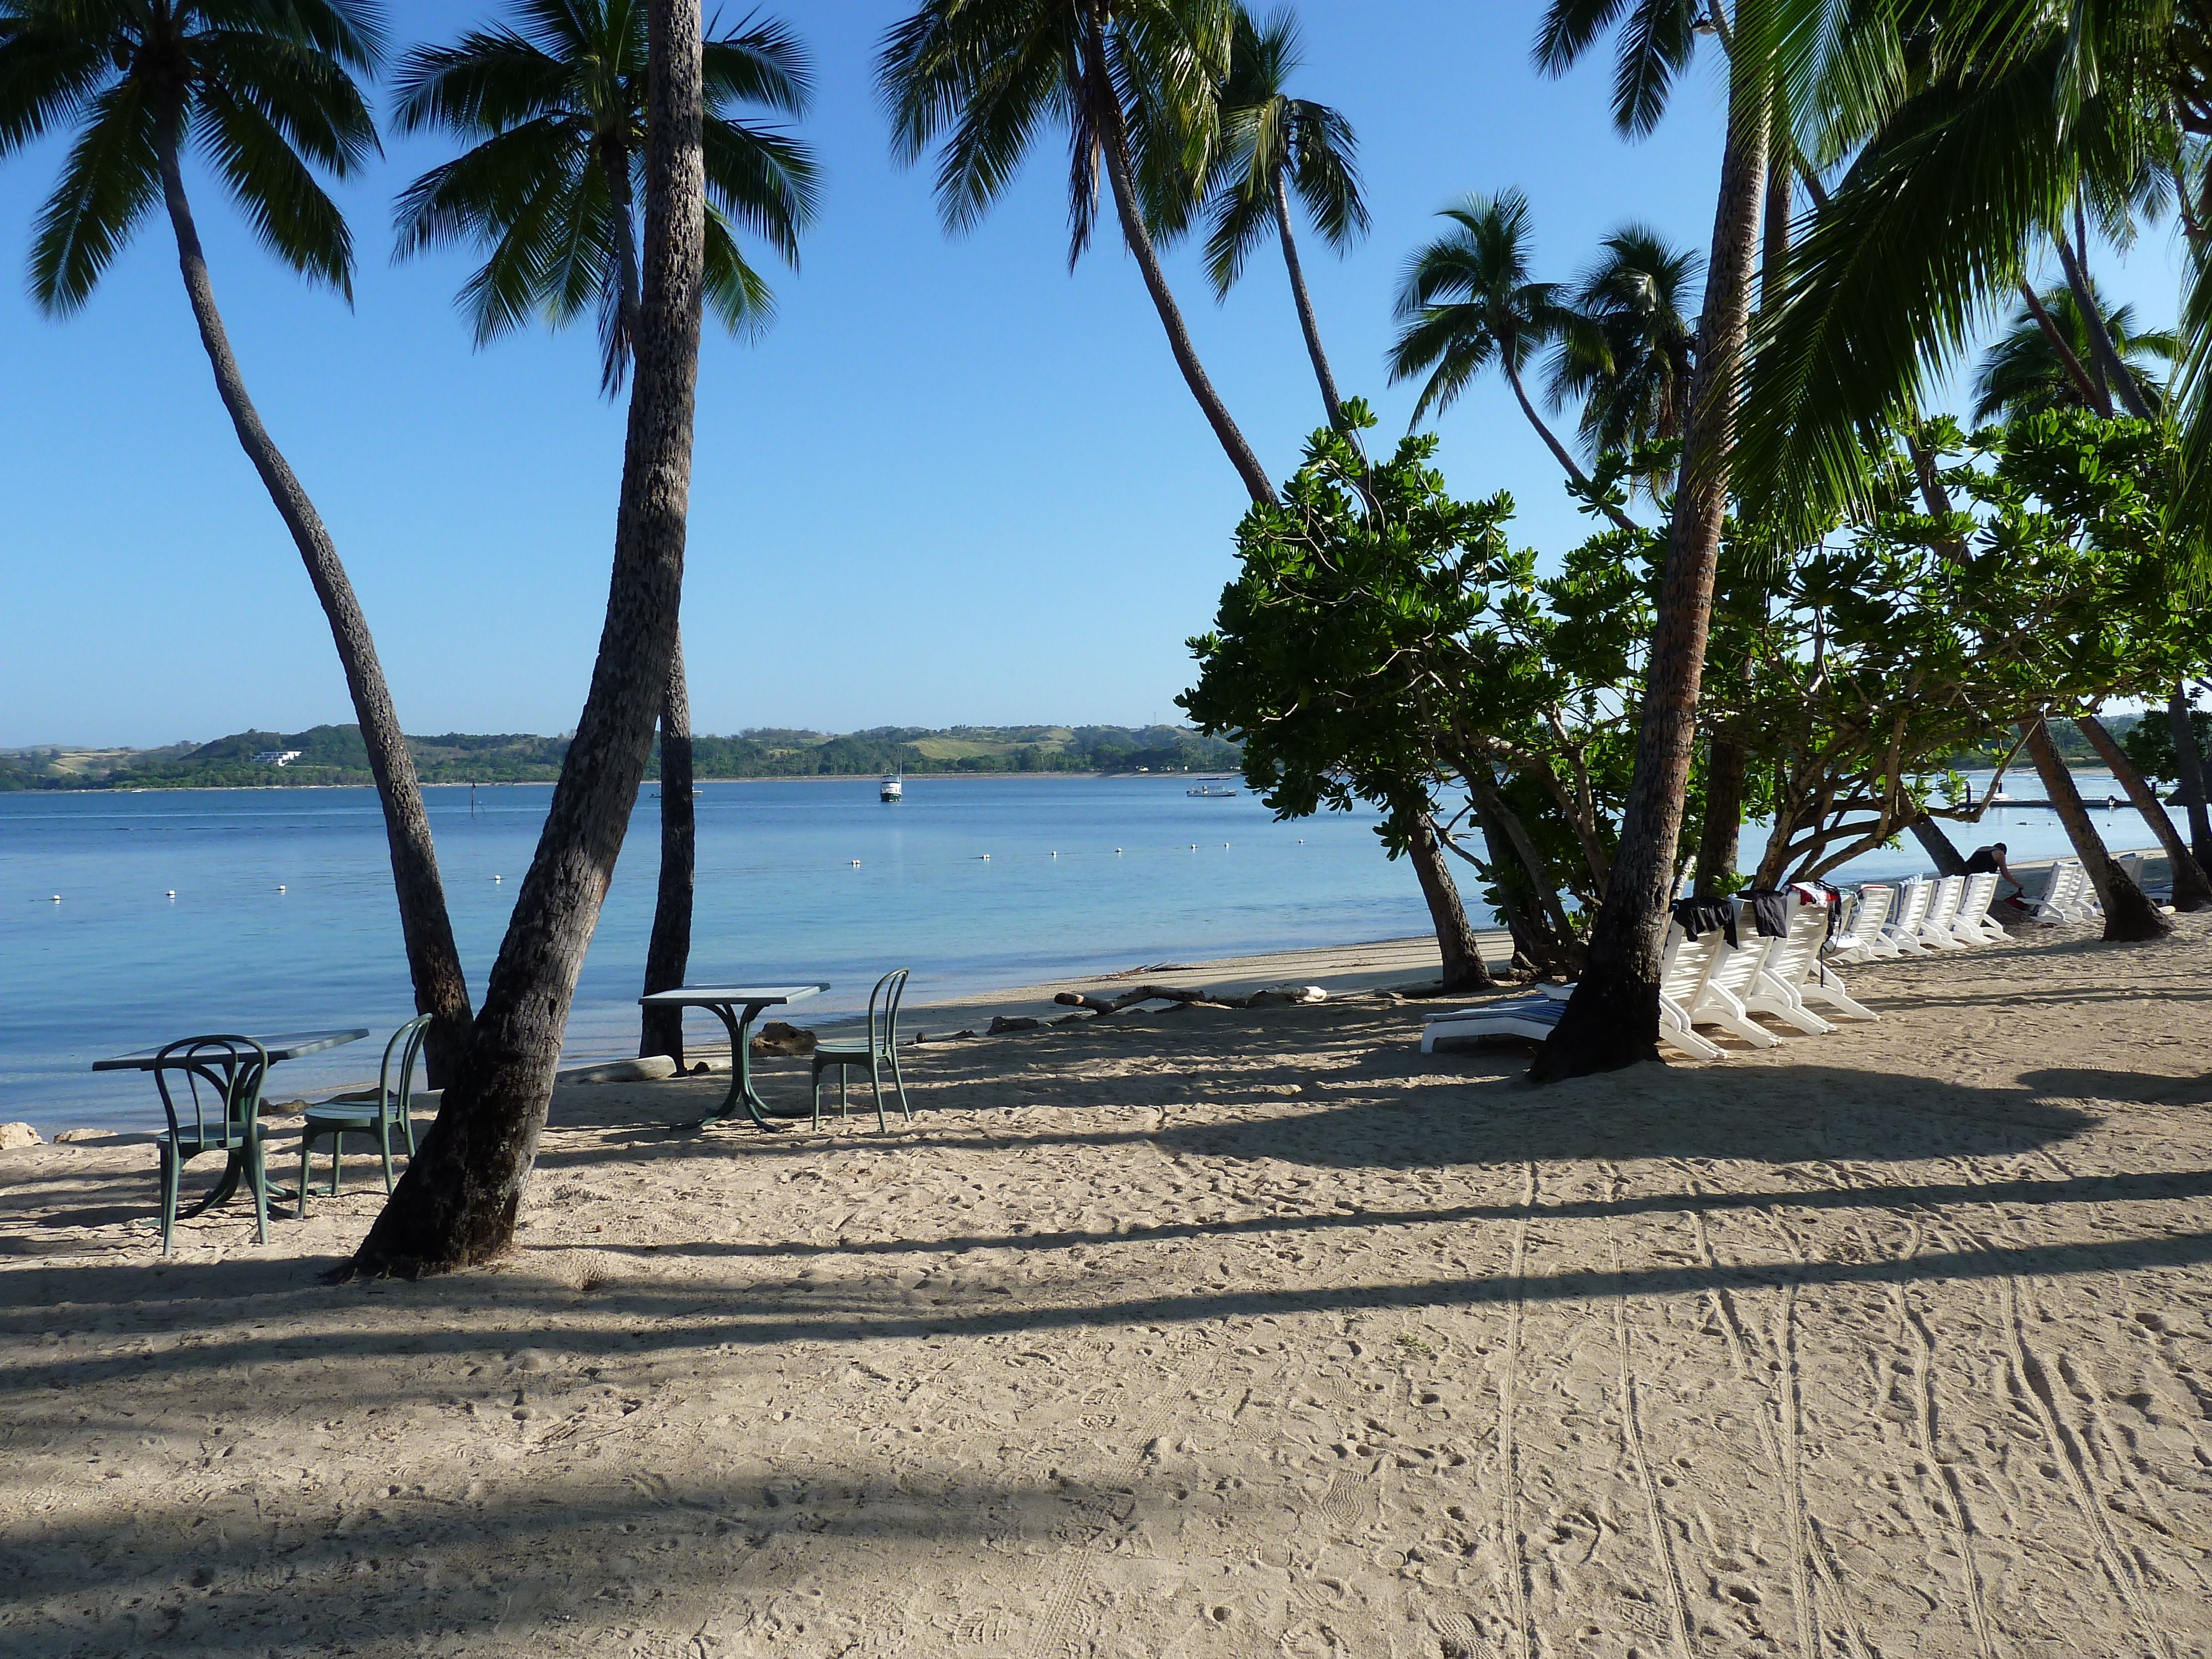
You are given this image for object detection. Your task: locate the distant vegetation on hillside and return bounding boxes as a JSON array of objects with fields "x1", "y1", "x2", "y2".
[{"x1": 0, "y1": 723, "x2": 1244, "y2": 790}]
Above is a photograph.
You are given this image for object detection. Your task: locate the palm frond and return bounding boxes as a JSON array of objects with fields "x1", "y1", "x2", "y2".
[
  {"x1": 28, "y1": 74, "x2": 158, "y2": 312},
  {"x1": 195, "y1": 74, "x2": 357, "y2": 295}
]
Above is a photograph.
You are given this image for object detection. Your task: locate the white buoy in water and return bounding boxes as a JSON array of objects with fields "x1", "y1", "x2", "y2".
[
  {"x1": 1190, "y1": 844, "x2": 1198, "y2": 851},
  {"x1": 277, "y1": 885, "x2": 286, "y2": 892},
  {"x1": 50, "y1": 894, "x2": 61, "y2": 902},
  {"x1": 851, "y1": 859, "x2": 861, "y2": 866},
  {"x1": 166, "y1": 890, "x2": 176, "y2": 898},
  {"x1": 1115, "y1": 848, "x2": 1123, "y2": 853},
  {"x1": 980, "y1": 853, "x2": 991, "y2": 860},
  {"x1": 492, "y1": 874, "x2": 502, "y2": 883}
]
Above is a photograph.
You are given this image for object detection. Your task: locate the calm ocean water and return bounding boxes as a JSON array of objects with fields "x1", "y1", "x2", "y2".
[{"x1": 0, "y1": 768, "x2": 2157, "y2": 1132}]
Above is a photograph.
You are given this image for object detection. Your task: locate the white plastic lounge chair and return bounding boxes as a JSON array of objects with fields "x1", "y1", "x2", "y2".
[
  {"x1": 1688, "y1": 927, "x2": 1781, "y2": 1048},
  {"x1": 1419, "y1": 995, "x2": 1565, "y2": 1053},
  {"x1": 1826, "y1": 885, "x2": 1895, "y2": 963},
  {"x1": 2031, "y1": 860, "x2": 2096, "y2": 924},
  {"x1": 1741, "y1": 901, "x2": 1838, "y2": 1034},
  {"x1": 1881, "y1": 879, "x2": 1937, "y2": 954},
  {"x1": 1915, "y1": 875, "x2": 1971, "y2": 951},
  {"x1": 1950, "y1": 872, "x2": 2006, "y2": 944}
]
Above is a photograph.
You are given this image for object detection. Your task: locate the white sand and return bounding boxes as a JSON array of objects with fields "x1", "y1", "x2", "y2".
[{"x1": 4, "y1": 915, "x2": 2211, "y2": 1656}]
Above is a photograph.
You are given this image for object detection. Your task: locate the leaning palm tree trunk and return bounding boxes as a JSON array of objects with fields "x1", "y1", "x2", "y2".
[
  {"x1": 2172, "y1": 686, "x2": 2212, "y2": 870},
  {"x1": 1502, "y1": 359, "x2": 1637, "y2": 535},
  {"x1": 153, "y1": 111, "x2": 474, "y2": 1083},
  {"x1": 1532, "y1": 72, "x2": 1768, "y2": 1082},
  {"x1": 641, "y1": 637, "x2": 697, "y2": 1058},
  {"x1": 1085, "y1": 28, "x2": 1275, "y2": 507},
  {"x1": 1271, "y1": 169, "x2": 1344, "y2": 431},
  {"x1": 2022, "y1": 719, "x2": 2171, "y2": 940},
  {"x1": 2074, "y1": 713, "x2": 2212, "y2": 910},
  {"x1": 354, "y1": 0, "x2": 707, "y2": 1277},
  {"x1": 2052, "y1": 227, "x2": 2152, "y2": 418}
]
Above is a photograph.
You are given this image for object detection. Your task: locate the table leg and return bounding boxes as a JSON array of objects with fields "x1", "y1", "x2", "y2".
[
  {"x1": 685, "y1": 1003, "x2": 781, "y2": 1133},
  {"x1": 176, "y1": 1155, "x2": 242, "y2": 1219}
]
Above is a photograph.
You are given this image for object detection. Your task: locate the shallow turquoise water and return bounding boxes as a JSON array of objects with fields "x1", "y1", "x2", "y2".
[
  {"x1": 1, "y1": 776, "x2": 1426, "y2": 1130},
  {"x1": 0, "y1": 767, "x2": 2162, "y2": 1132}
]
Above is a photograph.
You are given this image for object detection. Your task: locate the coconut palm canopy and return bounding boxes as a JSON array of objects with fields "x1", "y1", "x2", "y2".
[
  {"x1": 1197, "y1": 5, "x2": 1365, "y2": 299},
  {"x1": 1971, "y1": 278, "x2": 2176, "y2": 425},
  {"x1": 391, "y1": 0, "x2": 818, "y2": 392},
  {"x1": 1550, "y1": 222, "x2": 1700, "y2": 473},
  {"x1": 0, "y1": 0, "x2": 383, "y2": 310}
]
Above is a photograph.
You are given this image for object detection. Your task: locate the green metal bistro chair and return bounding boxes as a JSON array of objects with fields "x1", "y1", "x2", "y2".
[
  {"x1": 298, "y1": 1014, "x2": 431, "y2": 1209},
  {"x1": 811, "y1": 968, "x2": 912, "y2": 1132},
  {"x1": 151, "y1": 1035, "x2": 273, "y2": 1255}
]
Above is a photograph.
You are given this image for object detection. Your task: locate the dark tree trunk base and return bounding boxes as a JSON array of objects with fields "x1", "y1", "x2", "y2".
[{"x1": 1529, "y1": 958, "x2": 1665, "y2": 1082}]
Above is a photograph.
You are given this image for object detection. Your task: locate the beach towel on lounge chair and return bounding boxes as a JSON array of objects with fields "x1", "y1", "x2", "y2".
[
  {"x1": 1741, "y1": 898, "x2": 1839, "y2": 1034},
  {"x1": 1825, "y1": 885, "x2": 1895, "y2": 963},
  {"x1": 1687, "y1": 924, "x2": 1780, "y2": 1048}
]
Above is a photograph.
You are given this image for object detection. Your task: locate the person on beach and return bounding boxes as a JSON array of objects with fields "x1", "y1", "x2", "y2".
[{"x1": 1966, "y1": 841, "x2": 2024, "y2": 901}]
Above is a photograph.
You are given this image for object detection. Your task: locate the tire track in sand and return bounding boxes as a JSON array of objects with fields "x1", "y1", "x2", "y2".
[
  {"x1": 1598, "y1": 1167, "x2": 1694, "y2": 1659},
  {"x1": 1682, "y1": 1176, "x2": 1876, "y2": 1659},
  {"x1": 1797, "y1": 1157, "x2": 2000, "y2": 1659},
  {"x1": 1493, "y1": 1159, "x2": 1536, "y2": 1659}
]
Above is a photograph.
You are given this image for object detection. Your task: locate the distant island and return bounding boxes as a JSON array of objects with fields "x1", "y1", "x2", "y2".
[{"x1": 0, "y1": 723, "x2": 1245, "y2": 791}]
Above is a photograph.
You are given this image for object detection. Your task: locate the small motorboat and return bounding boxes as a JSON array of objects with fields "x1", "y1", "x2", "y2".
[{"x1": 1187, "y1": 784, "x2": 1239, "y2": 797}]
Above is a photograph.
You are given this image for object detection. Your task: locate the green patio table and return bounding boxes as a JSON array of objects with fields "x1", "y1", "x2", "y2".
[
  {"x1": 637, "y1": 985, "x2": 828, "y2": 1132},
  {"x1": 93, "y1": 1027, "x2": 369, "y2": 1218}
]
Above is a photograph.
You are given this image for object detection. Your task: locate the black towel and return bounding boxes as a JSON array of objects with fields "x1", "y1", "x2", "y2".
[
  {"x1": 1671, "y1": 896, "x2": 1738, "y2": 948},
  {"x1": 1741, "y1": 888, "x2": 1791, "y2": 939}
]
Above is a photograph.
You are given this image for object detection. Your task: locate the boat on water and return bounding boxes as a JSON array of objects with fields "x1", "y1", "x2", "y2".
[
  {"x1": 1187, "y1": 782, "x2": 1239, "y2": 798},
  {"x1": 880, "y1": 766, "x2": 904, "y2": 804}
]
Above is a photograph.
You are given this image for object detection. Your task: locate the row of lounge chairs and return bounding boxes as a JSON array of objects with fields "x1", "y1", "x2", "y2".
[
  {"x1": 1418, "y1": 851, "x2": 2147, "y2": 1063},
  {"x1": 1420, "y1": 888, "x2": 1875, "y2": 1062}
]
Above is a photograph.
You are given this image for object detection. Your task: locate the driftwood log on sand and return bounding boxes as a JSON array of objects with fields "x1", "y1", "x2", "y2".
[
  {"x1": 1051, "y1": 983, "x2": 1328, "y2": 1018},
  {"x1": 1053, "y1": 984, "x2": 1243, "y2": 1016}
]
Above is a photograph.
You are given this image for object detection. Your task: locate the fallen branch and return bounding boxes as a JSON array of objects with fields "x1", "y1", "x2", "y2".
[{"x1": 1053, "y1": 983, "x2": 1246, "y2": 1016}]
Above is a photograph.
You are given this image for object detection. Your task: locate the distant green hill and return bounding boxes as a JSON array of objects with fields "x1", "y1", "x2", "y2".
[{"x1": 3, "y1": 723, "x2": 1243, "y2": 790}]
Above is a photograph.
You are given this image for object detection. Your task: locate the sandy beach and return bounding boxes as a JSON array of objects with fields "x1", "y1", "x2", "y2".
[{"x1": 4, "y1": 912, "x2": 2210, "y2": 1656}]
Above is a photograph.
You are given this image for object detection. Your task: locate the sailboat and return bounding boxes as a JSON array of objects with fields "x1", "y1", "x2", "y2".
[{"x1": 880, "y1": 762, "x2": 904, "y2": 804}]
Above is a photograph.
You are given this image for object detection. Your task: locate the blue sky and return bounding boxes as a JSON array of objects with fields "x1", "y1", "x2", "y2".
[{"x1": 0, "y1": 1, "x2": 2188, "y2": 749}]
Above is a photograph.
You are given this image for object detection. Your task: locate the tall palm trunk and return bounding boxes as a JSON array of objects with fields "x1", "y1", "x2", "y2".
[
  {"x1": 1501, "y1": 357, "x2": 1637, "y2": 535},
  {"x1": 1270, "y1": 167, "x2": 1343, "y2": 431},
  {"x1": 2074, "y1": 713, "x2": 2212, "y2": 910},
  {"x1": 153, "y1": 108, "x2": 474, "y2": 1084},
  {"x1": 1402, "y1": 807, "x2": 1494, "y2": 992},
  {"x1": 2171, "y1": 686, "x2": 2212, "y2": 869},
  {"x1": 603, "y1": 144, "x2": 701, "y2": 1059},
  {"x1": 1083, "y1": 22, "x2": 1275, "y2": 507},
  {"x1": 1696, "y1": 111, "x2": 1795, "y2": 898},
  {"x1": 1533, "y1": 69, "x2": 1768, "y2": 1083},
  {"x1": 354, "y1": 0, "x2": 707, "y2": 1277},
  {"x1": 2022, "y1": 719, "x2": 2171, "y2": 940},
  {"x1": 640, "y1": 635, "x2": 697, "y2": 1057}
]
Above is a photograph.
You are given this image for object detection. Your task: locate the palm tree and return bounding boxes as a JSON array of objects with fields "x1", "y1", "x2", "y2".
[
  {"x1": 392, "y1": 0, "x2": 818, "y2": 1068},
  {"x1": 355, "y1": 0, "x2": 709, "y2": 1279},
  {"x1": 1197, "y1": 4, "x2": 1365, "y2": 430},
  {"x1": 390, "y1": 0, "x2": 815, "y2": 396},
  {"x1": 879, "y1": 0, "x2": 1277, "y2": 506},
  {"x1": 0, "y1": 0, "x2": 475, "y2": 1080},
  {"x1": 1550, "y1": 223, "x2": 1700, "y2": 492},
  {"x1": 1526, "y1": 0, "x2": 1779, "y2": 1081},
  {"x1": 1972, "y1": 279, "x2": 2174, "y2": 425},
  {"x1": 1388, "y1": 189, "x2": 1640, "y2": 535}
]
